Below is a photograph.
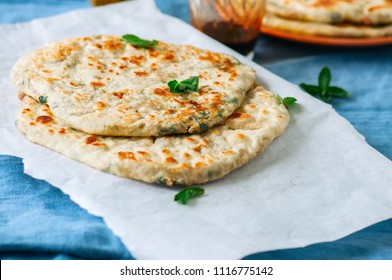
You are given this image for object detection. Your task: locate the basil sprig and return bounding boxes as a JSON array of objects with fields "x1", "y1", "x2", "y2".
[
  {"x1": 174, "y1": 187, "x2": 205, "y2": 205},
  {"x1": 276, "y1": 95, "x2": 297, "y2": 108},
  {"x1": 168, "y1": 76, "x2": 199, "y2": 93},
  {"x1": 122, "y1": 34, "x2": 158, "y2": 48},
  {"x1": 300, "y1": 67, "x2": 349, "y2": 102}
]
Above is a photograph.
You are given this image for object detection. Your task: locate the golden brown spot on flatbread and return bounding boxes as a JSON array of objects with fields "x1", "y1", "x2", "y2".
[
  {"x1": 164, "y1": 53, "x2": 175, "y2": 60},
  {"x1": 42, "y1": 104, "x2": 53, "y2": 116},
  {"x1": 22, "y1": 108, "x2": 31, "y2": 114},
  {"x1": 161, "y1": 149, "x2": 171, "y2": 155},
  {"x1": 150, "y1": 63, "x2": 157, "y2": 70},
  {"x1": 90, "y1": 81, "x2": 105, "y2": 87},
  {"x1": 111, "y1": 62, "x2": 117, "y2": 66},
  {"x1": 198, "y1": 52, "x2": 228, "y2": 65},
  {"x1": 42, "y1": 69, "x2": 52, "y2": 73},
  {"x1": 44, "y1": 77, "x2": 59, "y2": 83},
  {"x1": 163, "y1": 109, "x2": 176, "y2": 115},
  {"x1": 50, "y1": 44, "x2": 72, "y2": 61},
  {"x1": 91, "y1": 142, "x2": 107, "y2": 148},
  {"x1": 36, "y1": 116, "x2": 53, "y2": 124},
  {"x1": 29, "y1": 122, "x2": 35, "y2": 126},
  {"x1": 84, "y1": 135, "x2": 97, "y2": 144},
  {"x1": 247, "y1": 104, "x2": 257, "y2": 109},
  {"x1": 48, "y1": 129, "x2": 54, "y2": 133},
  {"x1": 103, "y1": 41, "x2": 123, "y2": 51},
  {"x1": 276, "y1": 115, "x2": 284, "y2": 119},
  {"x1": 235, "y1": 133, "x2": 247, "y2": 140},
  {"x1": 137, "y1": 151, "x2": 149, "y2": 156},
  {"x1": 186, "y1": 137, "x2": 196, "y2": 143},
  {"x1": 209, "y1": 95, "x2": 224, "y2": 106},
  {"x1": 119, "y1": 65, "x2": 128, "y2": 70},
  {"x1": 178, "y1": 163, "x2": 190, "y2": 169},
  {"x1": 112, "y1": 91, "x2": 124, "y2": 99},
  {"x1": 94, "y1": 101, "x2": 107, "y2": 110},
  {"x1": 195, "y1": 162, "x2": 206, "y2": 168},
  {"x1": 153, "y1": 87, "x2": 170, "y2": 96},
  {"x1": 118, "y1": 151, "x2": 136, "y2": 161},
  {"x1": 58, "y1": 128, "x2": 66, "y2": 134},
  {"x1": 129, "y1": 55, "x2": 144, "y2": 66},
  {"x1": 311, "y1": 0, "x2": 353, "y2": 8},
  {"x1": 134, "y1": 71, "x2": 148, "y2": 77},
  {"x1": 148, "y1": 49, "x2": 159, "y2": 58},
  {"x1": 18, "y1": 92, "x2": 26, "y2": 100},
  {"x1": 173, "y1": 98, "x2": 202, "y2": 108},
  {"x1": 183, "y1": 152, "x2": 191, "y2": 159},
  {"x1": 228, "y1": 112, "x2": 250, "y2": 119},
  {"x1": 70, "y1": 81, "x2": 79, "y2": 87},
  {"x1": 165, "y1": 157, "x2": 178, "y2": 164},
  {"x1": 193, "y1": 144, "x2": 205, "y2": 153},
  {"x1": 93, "y1": 43, "x2": 102, "y2": 49},
  {"x1": 222, "y1": 150, "x2": 235, "y2": 155}
]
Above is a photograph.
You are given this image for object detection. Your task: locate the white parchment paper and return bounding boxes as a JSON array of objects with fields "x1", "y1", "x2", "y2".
[{"x1": 0, "y1": 0, "x2": 391, "y2": 259}]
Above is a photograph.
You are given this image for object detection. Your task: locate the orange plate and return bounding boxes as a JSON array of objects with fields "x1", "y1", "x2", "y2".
[{"x1": 260, "y1": 26, "x2": 392, "y2": 47}]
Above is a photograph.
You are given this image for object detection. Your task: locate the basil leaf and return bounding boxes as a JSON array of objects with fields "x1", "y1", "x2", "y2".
[
  {"x1": 168, "y1": 76, "x2": 199, "y2": 93},
  {"x1": 320, "y1": 91, "x2": 331, "y2": 102},
  {"x1": 168, "y1": 80, "x2": 180, "y2": 92},
  {"x1": 299, "y1": 83, "x2": 319, "y2": 96},
  {"x1": 174, "y1": 187, "x2": 205, "y2": 205},
  {"x1": 283, "y1": 97, "x2": 297, "y2": 106},
  {"x1": 277, "y1": 95, "x2": 297, "y2": 108},
  {"x1": 318, "y1": 66, "x2": 331, "y2": 94},
  {"x1": 329, "y1": 86, "x2": 349, "y2": 98},
  {"x1": 122, "y1": 34, "x2": 158, "y2": 48},
  {"x1": 38, "y1": 95, "x2": 48, "y2": 103}
]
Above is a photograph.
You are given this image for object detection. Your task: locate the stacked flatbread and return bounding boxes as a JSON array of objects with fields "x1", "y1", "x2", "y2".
[
  {"x1": 263, "y1": 0, "x2": 392, "y2": 38},
  {"x1": 11, "y1": 35, "x2": 289, "y2": 186}
]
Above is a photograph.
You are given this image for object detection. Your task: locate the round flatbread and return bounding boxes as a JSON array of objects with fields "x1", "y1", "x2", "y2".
[
  {"x1": 267, "y1": 0, "x2": 392, "y2": 25},
  {"x1": 263, "y1": 13, "x2": 392, "y2": 37},
  {"x1": 16, "y1": 85, "x2": 289, "y2": 186},
  {"x1": 11, "y1": 35, "x2": 256, "y2": 136}
]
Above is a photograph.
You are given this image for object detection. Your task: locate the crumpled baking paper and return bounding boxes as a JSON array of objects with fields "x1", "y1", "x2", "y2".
[{"x1": 0, "y1": 0, "x2": 391, "y2": 259}]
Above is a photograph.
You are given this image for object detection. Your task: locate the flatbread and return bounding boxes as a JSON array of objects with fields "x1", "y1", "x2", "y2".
[
  {"x1": 11, "y1": 35, "x2": 256, "y2": 137},
  {"x1": 16, "y1": 85, "x2": 289, "y2": 186},
  {"x1": 267, "y1": 0, "x2": 392, "y2": 25},
  {"x1": 263, "y1": 13, "x2": 392, "y2": 37}
]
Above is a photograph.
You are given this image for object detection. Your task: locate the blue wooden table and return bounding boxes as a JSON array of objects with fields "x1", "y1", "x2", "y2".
[{"x1": 1, "y1": 0, "x2": 391, "y2": 260}]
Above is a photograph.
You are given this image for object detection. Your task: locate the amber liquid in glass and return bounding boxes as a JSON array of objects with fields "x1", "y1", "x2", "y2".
[{"x1": 190, "y1": 7, "x2": 261, "y2": 55}]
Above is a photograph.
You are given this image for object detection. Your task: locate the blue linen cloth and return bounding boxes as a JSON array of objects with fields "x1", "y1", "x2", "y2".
[{"x1": 0, "y1": 0, "x2": 391, "y2": 260}]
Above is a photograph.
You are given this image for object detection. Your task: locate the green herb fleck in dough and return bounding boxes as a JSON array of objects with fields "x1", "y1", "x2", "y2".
[
  {"x1": 228, "y1": 98, "x2": 238, "y2": 104},
  {"x1": 199, "y1": 123, "x2": 209, "y2": 133},
  {"x1": 38, "y1": 96, "x2": 48, "y2": 103}
]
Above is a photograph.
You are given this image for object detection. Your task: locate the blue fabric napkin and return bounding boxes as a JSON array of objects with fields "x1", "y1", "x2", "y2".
[{"x1": 0, "y1": 0, "x2": 391, "y2": 260}]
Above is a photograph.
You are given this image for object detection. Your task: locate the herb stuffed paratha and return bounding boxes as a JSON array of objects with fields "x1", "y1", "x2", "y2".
[
  {"x1": 263, "y1": 13, "x2": 392, "y2": 37},
  {"x1": 11, "y1": 35, "x2": 256, "y2": 137},
  {"x1": 267, "y1": 0, "x2": 392, "y2": 25},
  {"x1": 16, "y1": 85, "x2": 289, "y2": 186}
]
